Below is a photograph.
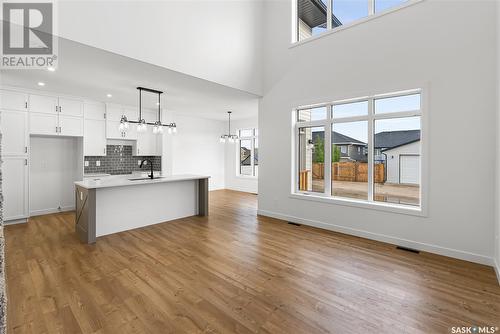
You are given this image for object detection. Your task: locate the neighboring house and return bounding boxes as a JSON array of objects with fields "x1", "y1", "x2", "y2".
[
  {"x1": 375, "y1": 130, "x2": 421, "y2": 185},
  {"x1": 297, "y1": 0, "x2": 342, "y2": 40},
  {"x1": 313, "y1": 131, "x2": 367, "y2": 162},
  {"x1": 240, "y1": 147, "x2": 258, "y2": 166}
]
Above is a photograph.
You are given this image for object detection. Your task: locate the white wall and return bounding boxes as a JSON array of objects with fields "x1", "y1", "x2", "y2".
[
  {"x1": 30, "y1": 136, "x2": 83, "y2": 215},
  {"x1": 225, "y1": 117, "x2": 259, "y2": 193},
  {"x1": 495, "y1": 0, "x2": 500, "y2": 280},
  {"x1": 162, "y1": 113, "x2": 225, "y2": 191},
  {"x1": 58, "y1": 1, "x2": 263, "y2": 95},
  {"x1": 259, "y1": 0, "x2": 497, "y2": 265}
]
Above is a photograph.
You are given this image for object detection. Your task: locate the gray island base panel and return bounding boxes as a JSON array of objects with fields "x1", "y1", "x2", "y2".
[{"x1": 75, "y1": 175, "x2": 209, "y2": 244}]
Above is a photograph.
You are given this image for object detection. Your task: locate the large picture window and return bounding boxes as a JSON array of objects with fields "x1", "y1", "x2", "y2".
[
  {"x1": 295, "y1": 90, "x2": 422, "y2": 210},
  {"x1": 238, "y1": 128, "x2": 258, "y2": 177},
  {"x1": 295, "y1": 0, "x2": 409, "y2": 42}
]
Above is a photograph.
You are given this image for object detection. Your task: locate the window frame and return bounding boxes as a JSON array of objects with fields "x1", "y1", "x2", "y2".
[
  {"x1": 292, "y1": 88, "x2": 426, "y2": 216},
  {"x1": 237, "y1": 128, "x2": 258, "y2": 178},
  {"x1": 291, "y1": 0, "x2": 422, "y2": 45}
]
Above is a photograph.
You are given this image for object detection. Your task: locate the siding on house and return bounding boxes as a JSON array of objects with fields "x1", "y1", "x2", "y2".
[{"x1": 383, "y1": 141, "x2": 420, "y2": 184}]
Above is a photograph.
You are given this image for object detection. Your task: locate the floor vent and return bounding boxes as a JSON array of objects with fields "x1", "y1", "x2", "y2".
[
  {"x1": 288, "y1": 222, "x2": 301, "y2": 226},
  {"x1": 396, "y1": 246, "x2": 420, "y2": 254}
]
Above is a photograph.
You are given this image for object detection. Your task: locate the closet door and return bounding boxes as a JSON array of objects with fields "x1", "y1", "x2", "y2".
[{"x1": 2, "y1": 156, "x2": 29, "y2": 221}]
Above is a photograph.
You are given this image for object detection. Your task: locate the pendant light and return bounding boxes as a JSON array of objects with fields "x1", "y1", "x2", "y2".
[
  {"x1": 219, "y1": 111, "x2": 238, "y2": 143},
  {"x1": 118, "y1": 87, "x2": 177, "y2": 135}
]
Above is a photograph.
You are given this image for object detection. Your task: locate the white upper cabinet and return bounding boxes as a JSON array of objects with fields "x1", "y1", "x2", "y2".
[
  {"x1": 84, "y1": 119, "x2": 106, "y2": 156},
  {"x1": 106, "y1": 104, "x2": 125, "y2": 121},
  {"x1": 84, "y1": 102, "x2": 106, "y2": 120},
  {"x1": 30, "y1": 94, "x2": 58, "y2": 114},
  {"x1": 0, "y1": 90, "x2": 28, "y2": 111},
  {"x1": 59, "y1": 115, "x2": 84, "y2": 137},
  {"x1": 59, "y1": 97, "x2": 83, "y2": 117},
  {"x1": 30, "y1": 112, "x2": 58, "y2": 136},
  {"x1": 0, "y1": 110, "x2": 28, "y2": 155}
]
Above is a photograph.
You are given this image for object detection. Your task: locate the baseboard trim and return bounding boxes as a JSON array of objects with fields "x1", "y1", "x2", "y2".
[
  {"x1": 3, "y1": 218, "x2": 28, "y2": 225},
  {"x1": 494, "y1": 259, "x2": 500, "y2": 286},
  {"x1": 225, "y1": 186, "x2": 258, "y2": 194},
  {"x1": 30, "y1": 206, "x2": 75, "y2": 217},
  {"x1": 257, "y1": 209, "x2": 494, "y2": 267}
]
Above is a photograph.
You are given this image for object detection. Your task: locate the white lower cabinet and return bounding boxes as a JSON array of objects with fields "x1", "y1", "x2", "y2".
[
  {"x1": 2, "y1": 156, "x2": 29, "y2": 221},
  {"x1": 84, "y1": 119, "x2": 106, "y2": 156}
]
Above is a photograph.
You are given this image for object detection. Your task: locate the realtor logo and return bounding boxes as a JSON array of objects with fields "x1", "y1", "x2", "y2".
[{"x1": 1, "y1": 1, "x2": 58, "y2": 68}]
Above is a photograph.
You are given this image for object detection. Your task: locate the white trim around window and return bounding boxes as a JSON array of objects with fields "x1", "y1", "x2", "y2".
[
  {"x1": 291, "y1": 88, "x2": 428, "y2": 216},
  {"x1": 291, "y1": 0, "x2": 424, "y2": 47},
  {"x1": 237, "y1": 128, "x2": 258, "y2": 178}
]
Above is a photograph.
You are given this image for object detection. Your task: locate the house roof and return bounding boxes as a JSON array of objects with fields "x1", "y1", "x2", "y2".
[
  {"x1": 375, "y1": 130, "x2": 420, "y2": 149},
  {"x1": 298, "y1": 0, "x2": 342, "y2": 29},
  {"x1": 312, "y1": 131, "x2": 366, "y2": 145}
]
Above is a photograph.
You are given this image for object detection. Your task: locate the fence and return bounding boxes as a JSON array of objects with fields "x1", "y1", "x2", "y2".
[{"x1": 312, "y1": 162, "x2": 385, "y2": 183}]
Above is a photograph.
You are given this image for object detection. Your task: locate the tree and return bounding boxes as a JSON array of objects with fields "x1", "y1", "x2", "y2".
[
  {"x1": 332, "y1": 145, "x2": 340, "y2": 163},
  {"x1": 313, "y1": 137, "x2": 324, "y2": 163}
]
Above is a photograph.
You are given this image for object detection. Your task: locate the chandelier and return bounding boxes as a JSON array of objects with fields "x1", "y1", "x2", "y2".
[
  {"x1": 119, "y1": 87, "x2": 177, "y2": 135},
  {"x1": 219, "y1": 111, "x2": 238, "y2": 143}
]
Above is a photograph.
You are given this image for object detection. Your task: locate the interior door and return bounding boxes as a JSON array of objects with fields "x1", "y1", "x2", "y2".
[{"x1": 2, "y1": 156, "x2": 28, "y2": 220}]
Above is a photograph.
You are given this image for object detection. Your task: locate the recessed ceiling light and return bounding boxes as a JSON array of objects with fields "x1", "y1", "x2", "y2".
[
  {"x1": 47, "y1": 67, "x2": 55, "y2": 72},
  {"x1": 106, "y1": 94, "x2": 112, "y2": 98},
  {"x1": 156, "y1": 102, "x2": 160, "y2": 105},
  {"x1": 37, "y1": 82, "x2": 45, "y2": 86}
]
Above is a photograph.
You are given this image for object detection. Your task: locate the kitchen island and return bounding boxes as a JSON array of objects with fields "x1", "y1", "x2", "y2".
[{"x1": 74, "y1": 174, "x2": 209, "y2": 243}]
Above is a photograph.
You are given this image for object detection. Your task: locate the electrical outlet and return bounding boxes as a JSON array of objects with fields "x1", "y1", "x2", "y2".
[
  {"x1": 96, "y1": 160, "x2": 101, "y2": 167},
  {"x1": 84, "y1": 161, "x2": 89, "y2": 167}
]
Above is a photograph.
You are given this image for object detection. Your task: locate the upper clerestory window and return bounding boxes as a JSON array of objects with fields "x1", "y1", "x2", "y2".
[{"x1": 295, "y1": 0, "x2": 408, "y2": 43}]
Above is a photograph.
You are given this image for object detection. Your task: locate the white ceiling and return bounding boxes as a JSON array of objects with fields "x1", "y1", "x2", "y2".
[{"x1": 0, "y1": 37, "x2": 260, "y2": 121}]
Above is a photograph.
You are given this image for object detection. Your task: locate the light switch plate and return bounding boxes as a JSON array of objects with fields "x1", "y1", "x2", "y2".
[
  {"x1": 138, "y1": 160, "x2": 142, "y2": 165},
  {"x1": 84, "y1": 161, "x2": 89, "y2": 167},
  {"x1": 96, "y1": 160, "x2": 101, "y2": 167}
]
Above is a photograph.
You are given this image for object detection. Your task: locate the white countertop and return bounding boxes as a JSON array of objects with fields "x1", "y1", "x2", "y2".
[{"x1": 75, "y1": 173, "x2": 210, "y2": 189}]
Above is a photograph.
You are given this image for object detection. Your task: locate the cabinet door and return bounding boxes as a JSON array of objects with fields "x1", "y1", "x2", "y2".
[
  {"x1": 30, "y1": 112, "x2": 58, "y2": 135},
  {"x1": 59, "y1": 115, "x2": 83, "y2": 137},
  {"x1": 84, "y1": 102, "x2": 105, "y2": 120},
  {"x1": 0, "y1": 90, "x2": 28, "y2": 111},
  {"x1": 106, "y1": 104, "x2": 125, "y2": 121},
  {"x1": 136, "y1": 125, "x2": 157, "y2": 156},
  {"x1": 0, "y1": 110, "x2": 28, "y2": 155},
  {"x1": 106, "y1": 120, "x2": 123, "y2": 139},
  {"x1": 123, "y1": 124, "x2": 137, "y2": 140},
  {"x1": 84, "y1": 119, "x2": 106, "y2": 156},
  {"x1": 59, "y1": 98, "x2": 83, "y2": 117},
  {"x1": 2, "y1": 156, "x2": 28, "y2": 221},
  {"x1": 30, "y1": 94, "x2": 58, "y2": 114}
]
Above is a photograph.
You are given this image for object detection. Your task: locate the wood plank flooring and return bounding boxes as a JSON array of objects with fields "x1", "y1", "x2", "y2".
[{"x1": 5, "y1": 190, "x2": 500, "y2": 333}]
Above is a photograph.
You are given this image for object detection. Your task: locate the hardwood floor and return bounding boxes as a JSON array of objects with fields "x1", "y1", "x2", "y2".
[{"x1": 5, "y1": 190, "x2": 500, "y2": 333}]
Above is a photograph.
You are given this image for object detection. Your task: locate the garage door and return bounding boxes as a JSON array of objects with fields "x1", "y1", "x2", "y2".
[{"x1": 400, "y1": 155, "x2": 420, "y2": 185}]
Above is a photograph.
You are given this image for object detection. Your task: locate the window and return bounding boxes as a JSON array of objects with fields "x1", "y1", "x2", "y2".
[
  {"x1": 295, "y1": 0, "x2": 409, "y2": 42},
  {"x1": 294, "y1": 90, "x2": 422, "y2": 210},
  {"x1": 238, "y1": 128, "x2": 258, "y2": 177}
]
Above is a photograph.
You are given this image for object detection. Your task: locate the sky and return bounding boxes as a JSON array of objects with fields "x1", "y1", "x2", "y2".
[
  {"x1": 305, "y1": 93, "x2": 420, "y2": 143},
  {"x1": 310, "y1": 0, "x2": 407, "y2": 35}
]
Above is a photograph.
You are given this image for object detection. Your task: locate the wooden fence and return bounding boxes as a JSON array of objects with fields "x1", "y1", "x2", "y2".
[{"x1": 312, "y1": 162, "x2": 385, "y2": 183}]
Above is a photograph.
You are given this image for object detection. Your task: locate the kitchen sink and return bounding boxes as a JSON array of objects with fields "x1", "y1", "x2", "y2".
[{"x1": 128, "y1": 177, "x2": 164, "y2": 181}]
